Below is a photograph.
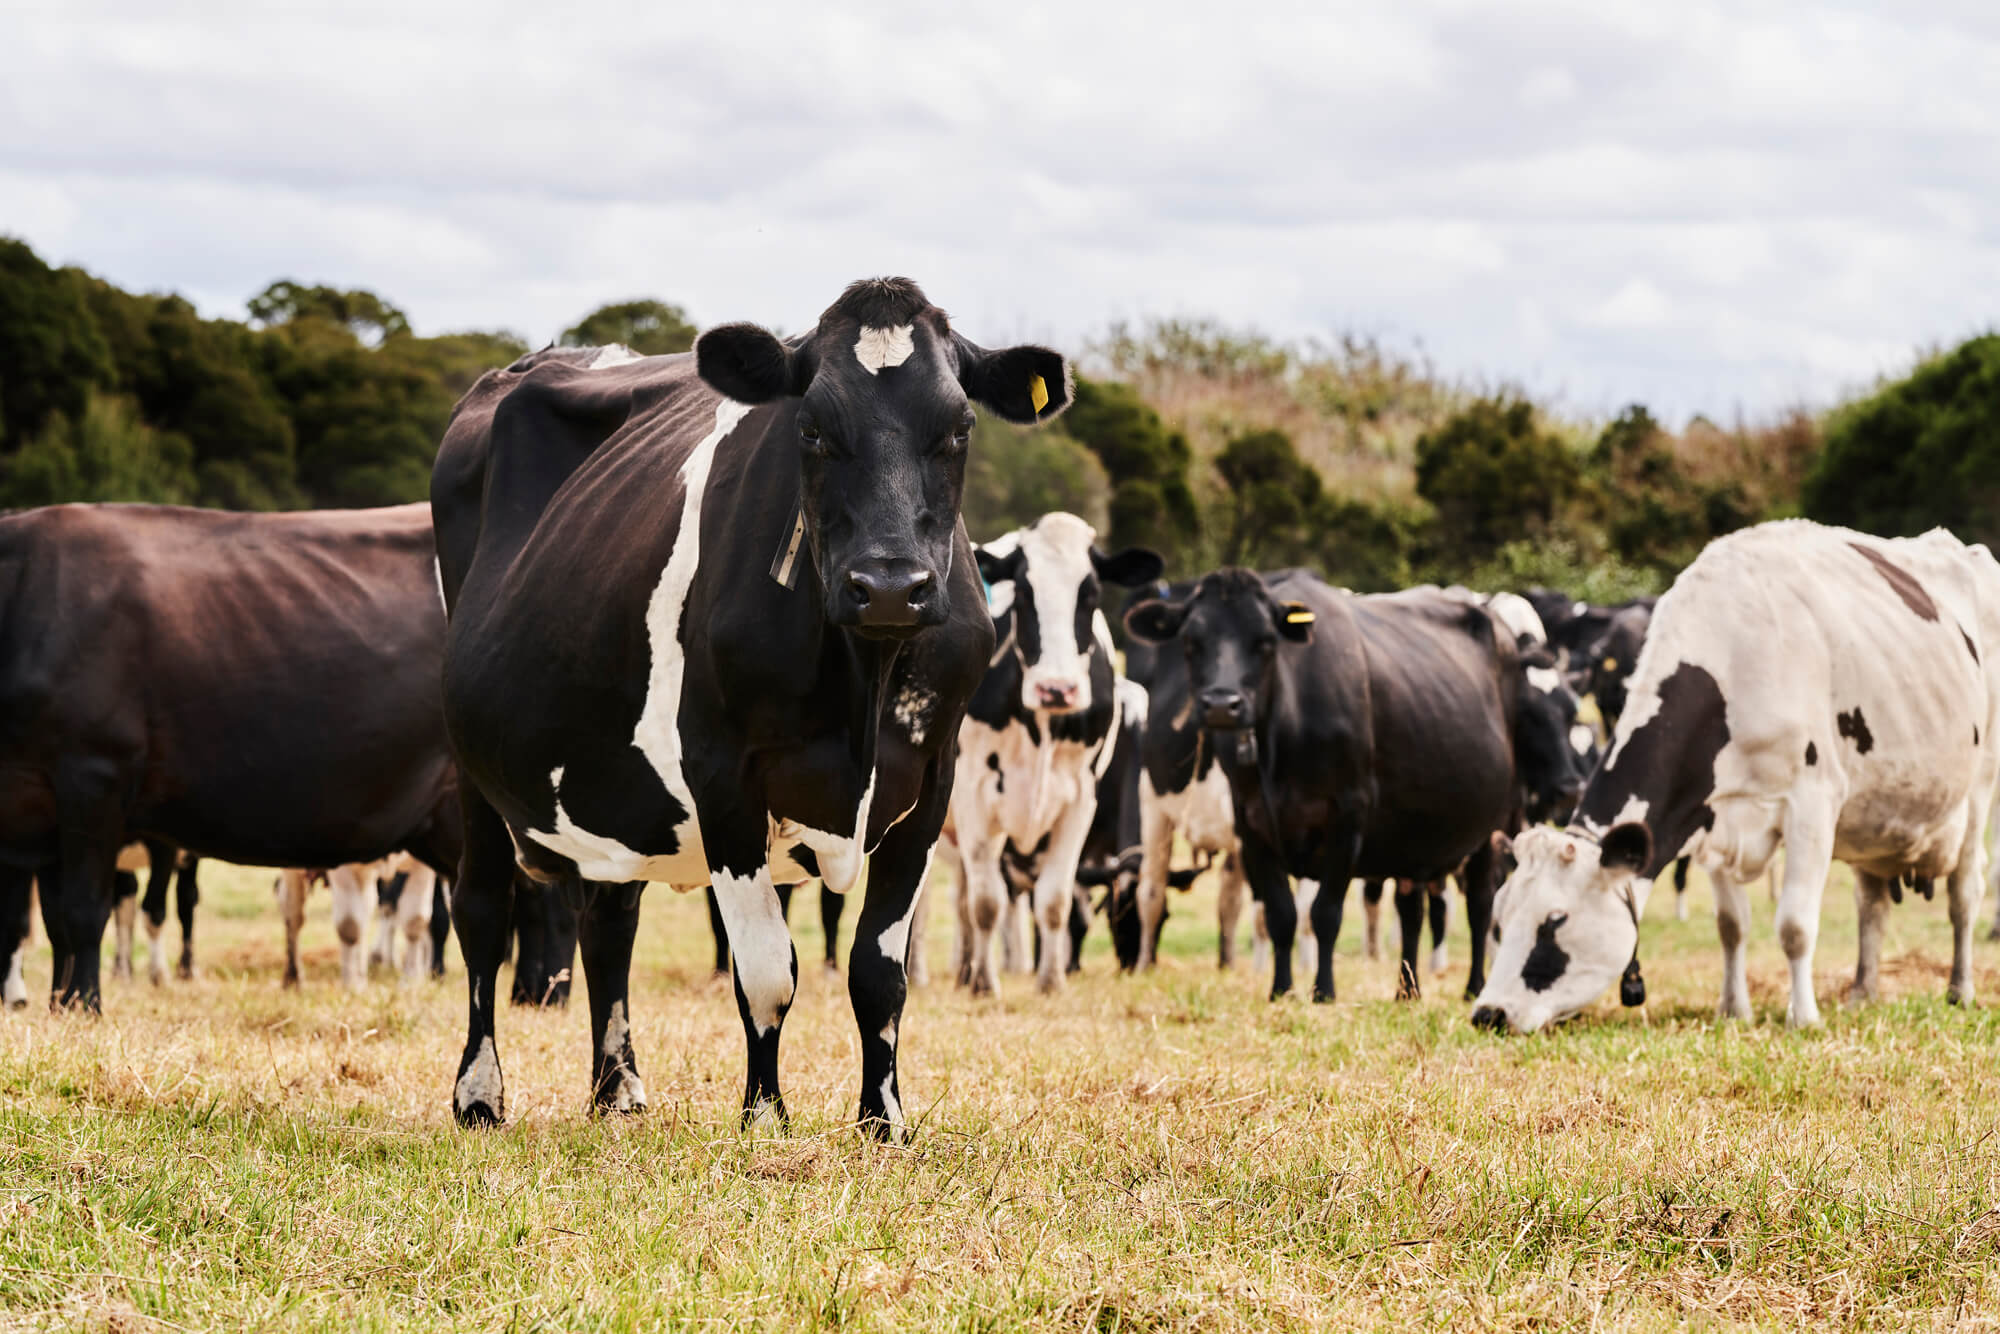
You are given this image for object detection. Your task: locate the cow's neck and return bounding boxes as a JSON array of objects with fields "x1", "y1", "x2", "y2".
[{"x1": 1572, "y1": 661, "x2": 1729, "y2": 878}]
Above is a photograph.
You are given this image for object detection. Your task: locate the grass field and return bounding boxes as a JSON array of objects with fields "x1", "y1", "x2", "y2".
[{"x1": 3, "y1": 859, "x2": 2000, "y2": 1331}]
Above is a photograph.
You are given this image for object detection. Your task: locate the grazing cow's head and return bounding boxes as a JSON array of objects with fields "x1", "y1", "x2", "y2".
[
  {"x1": 695, "y1": 277, "x2": 1072, "y2": 638},
  {"x1": 1123, "y1": 569, "x2": 1313, "y2": 732},
  {"x1": 1470, "y1": 823, "x2": 1652, "y2": 1033},
  {"x1": 976, "y1": 514, "x2": 1163, "y2": 714},
  {"x1": 1582, "y1": 605, "x2": 1652, "y2": 728},
  {"x1": 1515, "y1": 646, "x2": 1593, "y2": 824}
]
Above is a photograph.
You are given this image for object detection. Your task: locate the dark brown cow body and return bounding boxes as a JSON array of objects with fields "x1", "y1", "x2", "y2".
[{"x1": 0, "y1": 502, "x2": 460, "y2": 1009}]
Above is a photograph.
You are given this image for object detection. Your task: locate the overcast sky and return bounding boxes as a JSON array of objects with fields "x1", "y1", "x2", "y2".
[{"x1": 7, "y1": 1, "x2": 1998, "y2": 422}]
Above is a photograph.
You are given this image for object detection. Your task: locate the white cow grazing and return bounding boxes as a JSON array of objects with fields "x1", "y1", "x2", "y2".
[
  {"x1": 276, "y1": 856, "x2": 430, "y2": 989},
  {"x1": 950, "y1": 513, "x2": 1162, "y2": 995},
  {"x1": 1474, "y1": 521, "x2": 2000, "y2": 1033}
]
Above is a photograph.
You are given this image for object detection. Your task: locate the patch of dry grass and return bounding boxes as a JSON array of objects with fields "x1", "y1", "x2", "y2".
[{"x1": 3, "y1": 860, "x2": 1999, "y2": 1330}]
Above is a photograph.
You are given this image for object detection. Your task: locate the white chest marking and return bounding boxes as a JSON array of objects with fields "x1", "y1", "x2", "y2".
[
  {"x1": 853, "y1": 325, "x2": 915, "y2": 373},
  {"x1": 1526, "y1": 665, "x2": 1561, "y2": 694}
]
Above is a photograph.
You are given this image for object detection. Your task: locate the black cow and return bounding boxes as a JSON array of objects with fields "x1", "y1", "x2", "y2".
[
  {"x1": 1578, "y1": 601, "x2": 1655, "y2": 731},
  {"x1": 0, "y1": 503, "x2": 463, "y2": 1011},
  {"x1": 432, "y1": 278, "x2": 1068, "y2": 1134},
  {"x1": 1126, "y1": 569, "x2": 1579, "y2": 1002}
]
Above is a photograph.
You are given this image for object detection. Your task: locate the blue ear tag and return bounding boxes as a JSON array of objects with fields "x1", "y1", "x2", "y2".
[{"x1": 979, "y1": 570, "x2": 994, "y2": 607}]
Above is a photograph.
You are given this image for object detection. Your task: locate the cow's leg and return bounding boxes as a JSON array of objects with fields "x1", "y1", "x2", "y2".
[
  {"x1": 709, "y1": 855, "x2": 798, "y2": 1128},
  {"x1": 1134, "y1": 791, "x2": 1172, "y2": 969},
  {"x1": 1361, "y1": 879, "x2": 1383, "y2": 960},
  {"x1": 175, "y1": 857, "x2": 200, "y2": 980},
  {"x1": 850, "y1": 806, "x2": 940, "y2": 1142},
  {"x1": 1294, "y1": 879, "x2": 1318, "y2": 981},
  {"x1": 906, "y1": 870, "x2": 932, "y2": 987},
  {"x1": 1217, "y1": 852, "x2": 1247, "y2": 969},
  {"x1": 1714, "y1": 869, "x2": 1753, "y2": 1018},
  {"x1": 1428, "y1": 882, "x2": 1450, "y2": 976},
  {"x1": 428, "y1": 878, "x2": 450, "y2": 978},
  {"x1": 1, "y1": 865, "x2": 32, "y2": 1010},
  {"x1": 1391, "y1": 881, "x2": 1425, "y2": 999},
  {"x1": 576, "y1": 879, "x2": 647, "y2": 1115},
  {"x1": 1241, "y1": 839, "x2": 1297, "y2": 999},
  {"x1": 1946, "y1": 801, "x2": 1987, "y2": 1006},
  {"x1": 999, "y1": 879, "x2": 1030, "y2": 975},
  {"x1": 1461, "y1": 839, "x2": 1500, "y2": 1001},
  {"x1": 451, "y1": 788, "x2": 518, "y2": 1127},
  {"x1": 48, "y1": 806, "x2": 120, "y2": 1011},
  {"x1": 1846, "y1": 871, "x2": 1889, "y2": 1007},
  {"x1": 1065, "y1": 884, "x2": 1090, "y2": 974},
  {"x1": 397, "y1": 863, "x2": 438, "y2": 984},
  {"x1": 512, "y1": 884, "x2": 576, "y2": 1007},
  {"x1": 960, "y1": 833, "x2": 1008, "y2": 996},
  {"x1": 820, "y1": 885, "x2": 844, "y2": 974},
  {"x1": 140, "y1": 840, "x2": 173, "y2": 986},
  {"x1": 327, "y1": 864, "x2": 373, "y2": 992},
  {"x1": 276, "y1": 870, "x2": 309, "y2": 988},
  {"x1": 111, "y1": 872, "x2": 137, "y2": 982},
  {"x1": 1775, "y1": 801, "x2": 1835, "y2": 1028},
  {"x1": 1674, "y1": 857, "x2": 1691, "y2": 922},
  {"x1": 1032, "y1": 796, "x2": 1096, "y2": 994},
  {"x1": 704, "y1": 888, "x2": 730, "y2": 976}
]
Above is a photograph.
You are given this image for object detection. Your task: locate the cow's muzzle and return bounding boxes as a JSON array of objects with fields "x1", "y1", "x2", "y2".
[
  {"x1": 1198, "y1": 688, "x2": 1248, "y2": 730},
  {"x1": 1033, "y1": 680, "x2": 1083, "y2": 712},
  {"x1": 840, "y1": 560, "x2": 937, "y2": 634},
  {"x1": 1471, "y1": 1005, "x2": 1510, "y2": 1033}
]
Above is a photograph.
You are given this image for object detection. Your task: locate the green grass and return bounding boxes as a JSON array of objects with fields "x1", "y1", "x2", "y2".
[{"x1": 3, "y1": 860, "x2": 1999, "y2": 1330}]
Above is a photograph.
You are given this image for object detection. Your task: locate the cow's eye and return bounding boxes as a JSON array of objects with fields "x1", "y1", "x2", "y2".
[
  {"x1": 1255, "y1": 637, "x2": 1276, "y2": 656},
  {"x1": 946, "y1": 413, "x2": 974, "y2": 453},
  {"x1": 800, "y1": 418, "x2": 826, "y2": 455}
]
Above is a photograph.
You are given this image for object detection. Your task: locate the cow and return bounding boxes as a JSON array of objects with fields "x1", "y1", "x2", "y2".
[
  {"x1": 107, "y1": 840, "x2": 201, "y2": 985},
  {"x1": 432, "y1": 278, "x2": 1070, "y2": 1134},
  {"x1": 1126, "y1": 569, "x2": 1583, "y2": 1002},
  {"x1": 277, "y1": 862, "x2": 386, "y2": 989},
  {"x1": 1471, "y1": 521, "x2": 2000, "y2": 1034},
  {"x1": 948, "y1": 514, "x2": 1162, "y2": 994},
  {"x1": 371, "y1": 853, "x2": 453, "y2": 979},
  {"x1": 0, "y1": 503, "x2": 463, "y2": 1012}
]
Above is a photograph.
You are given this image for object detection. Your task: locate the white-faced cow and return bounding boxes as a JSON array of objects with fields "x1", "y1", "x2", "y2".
[
  {"x1": 432, "y1": 278, "x2": 1070, "y2": 1135},
  {"x1": 1472, "y1": 521, "x2": 2000, "y2": 1033},
  {"x1": 1127, "y1": 569, "x2": 1586, "y2": 1002},
  {"x1": 0, "y1": 504, "x2": 463, "y2": 1011},
  {"x1": 949, "y1": 515, "x2": 1162, "y2": 994}
]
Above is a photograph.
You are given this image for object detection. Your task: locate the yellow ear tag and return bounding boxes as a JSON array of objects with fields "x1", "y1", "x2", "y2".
[
  {"x1": 1603, "y1": 657, "x2": 1618, "y2": 671},
  {"x1": 1285, "y1": 609, "x2": 1315, "y2": 625},
  {"x1": 1028, "y1": 374, "x2": 1049, "y2": 415}
]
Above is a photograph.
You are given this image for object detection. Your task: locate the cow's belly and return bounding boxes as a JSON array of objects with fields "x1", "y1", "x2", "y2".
[
  {"x1": 1155, "y1": 764, "x2": 1238, "y2": 853},
  {"x1": 960, "y1": 720, "x2": 1096, "y2": 848},
  {"x1": 1835, "y1": 765, "x2": 1979, "y2": 878}
]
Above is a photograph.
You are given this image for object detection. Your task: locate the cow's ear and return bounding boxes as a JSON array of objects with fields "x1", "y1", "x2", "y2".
[
  {"x1": 974, "y1": 545, "x2": 1020, "y2": 588},
  {"x1": 696, "y1": 323, "x2": 801, "y2": 403},
  {"x1": 1277, "y1": 601, "x2": 1316, "y2": 643},
  {"x1": 1124, "y1": 598, "x2": 1188, "y2": 645},
  {"x1": 1091, "y1": 546, "x2": 1166, "y2": 587},
  {"x1": 954, "y1": 335, "x2": 1073, "y2": 424},
  {"x1": 1599, "y1": 822, "x2": 1652, "y2": 874}
]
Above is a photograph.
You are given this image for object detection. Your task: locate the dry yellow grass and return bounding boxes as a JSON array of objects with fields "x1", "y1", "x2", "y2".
[{"x1": 3, "y1": 859, "x2": 1999, "y2": 1330}]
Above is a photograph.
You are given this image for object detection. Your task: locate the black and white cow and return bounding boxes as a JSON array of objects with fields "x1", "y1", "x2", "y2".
[
  {"x1": 108, "y1": 840, "x2": 201, "y2": 986},
  {"x1": 949, "y1": 514, "x2": 1161, "y2": 994},
  {"x1": 433, "y1": 278, "x2": 1069, "y2": 1133},
  {"x1": 1472, "y1": 521, "x2": 2000, "y2": 1033},
  {"x1": 1127, "y1": 570, "x2": 1582, "y2": 1002}
]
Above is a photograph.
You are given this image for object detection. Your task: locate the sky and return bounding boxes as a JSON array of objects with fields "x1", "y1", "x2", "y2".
[{"x1": 6, "y1": 0, "x2": 1998, "y2": 423}]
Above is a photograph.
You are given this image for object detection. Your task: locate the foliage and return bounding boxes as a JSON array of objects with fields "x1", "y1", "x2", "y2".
[
  {"x1": 0, "y1": 238, "x2": 114, "y2": 446},
  {"x1": 0, "y1": 389, "x2": 195, "y2": 507},
  {"x1": 561, "y1": 299, "x2": 698, "y2": 357},
  {"x1": 962, "y1": 418, "x2": 1109, "y2": 542},
  {"x1": 1414, "y1": 394, "x2": 1582, "y2": 564},
  {"x1": 1802, "y1": 334, "x2": 2000, "y2": 545},
  {"x1": 1211, "y1": 428, "x2": 1326, "y2": 569},
  {"x1": 1060, "y1": 377, "x2": 1200, "y2": 566},
  {"x1": 248, "y1": 280, "x2": 411, "y2": 344}
]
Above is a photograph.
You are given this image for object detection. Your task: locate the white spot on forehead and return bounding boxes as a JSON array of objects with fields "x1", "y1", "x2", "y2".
[
  {"x1": 853, "y1": 324, "x2": 915, "y2": 374},
  {"x1": 588, "y1": 343, "x2": 644, "y2": 369},
  {"x1": 1526, "y1": 665, "x2": 1562, "y2": 695}
]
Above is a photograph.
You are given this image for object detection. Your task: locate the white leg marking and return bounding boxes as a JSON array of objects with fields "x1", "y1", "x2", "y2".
[
  {"x1": 328, "y1": 864, "x2": 375, "y2": 992},
  {"x1": 875, "y1": 846, "x2": 936, "y2": 968},
  {"x1": 711, "y1": 867, "x2": 794, "y2": 1036},
  {"x1": 144, "y1": 910, "x2": 165, "y2": 986},
  {"x1": 455, "y1": 1036, "x2": 502, "y2": 1115},
  {"x1": 3, "y1": 947, "x2": 24, "y2": 1008},
  {"x1": 112, "y1": 893, "x2": 135, "y2": 980},
  {"x1": 600, "y1": 997, "x2": 648, "y2": 1110}
]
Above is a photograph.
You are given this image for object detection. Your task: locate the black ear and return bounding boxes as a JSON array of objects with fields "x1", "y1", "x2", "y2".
[
  {"x1": 974, "y1": 545, "x2": 1021, "y2": 588},
  {"x1": 1600, "y1": 822, "x2": 1652, "y2": 874},
  {"x1": 1277, "y1": 600, "x2": 1315, "y2": 643},
  {"x1": 696, "y1": 323, "x2": 800, "y2": 403},
  {"x1": 954, "y1": 335, "x2": 1073, "y2": 424},
  {"x1": 1091, "y1": 546, "x2": 1166, "y2": 587},
  {"x1": 1123, "y1": 598, "x2": 1188, "y2": 645}
]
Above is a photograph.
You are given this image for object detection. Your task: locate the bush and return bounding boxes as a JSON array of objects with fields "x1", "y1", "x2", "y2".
[
  {"x1": 1414, "y1": 395, "x2": 1581, "y2": 563},
  {"x1": 1061, "y1": 378, "x2": 1200, "y2": 566},
  {"x1": 962, "y1": 420, "x2": 1109, "y2": 541},
  {"x1": 0, "y1": 390, "x2": 195, "y2": 507}
]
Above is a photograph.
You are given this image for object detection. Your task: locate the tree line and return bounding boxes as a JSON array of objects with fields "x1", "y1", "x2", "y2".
[{"x1": 3, "y1": 236, "x2": 1992, "y2": 596}]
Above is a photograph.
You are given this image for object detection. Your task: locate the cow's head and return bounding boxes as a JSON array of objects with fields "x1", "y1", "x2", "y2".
[
  {"x1": 1123, "y1": 569, "x2": 1313, "y2": 732},
  {"x1": 1470, "y1": 822, "x2": 1651, "y2": 1033},
  {"x1": 976, "y1": 514, "x2": 1163, "y2": 714},
  {"x1": 1582, "y1": 606, "x2": 1651, "y2": 728},
  {"x1": 695, "y1": 277, "x2": 1072, "y2": 638},
  {"x1": 1515, "y1": 645, "x2": 1592, "y2": 824}
]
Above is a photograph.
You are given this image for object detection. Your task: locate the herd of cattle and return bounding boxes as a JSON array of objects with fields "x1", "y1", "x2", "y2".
[{"x1": 4, "y1": 278, "x2": 1999, "y2": 1137}]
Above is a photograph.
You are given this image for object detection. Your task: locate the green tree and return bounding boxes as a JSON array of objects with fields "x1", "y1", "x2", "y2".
[
  {"x1": 1060, "y1": 377, "x2": 1199, "y2": 568},
  {"x1": 561, "y1": 300, "x2": 697, "y2": 356},
  {"x1": 0, "y1": 389, "x2": 195, "y2": 507},
  {"x1": 1212, "y1": 427, "x2": 1321, "y2": 568},
  {"x1": 248, "y1": 281, "x2": 411, "y2": 344},
  {"x1": 1415, "y1": 395, "x2": 1581, "y2": 563},
  {"x1": 1802, "y1": 334, "x2": 2000, "y2": 544},
  {"x1": 0, "y1": 238, "x2": 115, "y2": 447}
]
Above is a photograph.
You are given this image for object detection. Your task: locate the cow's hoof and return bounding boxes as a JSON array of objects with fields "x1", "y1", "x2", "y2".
[
  {"x1": 1844, "y1": 981, "x2": 1877, "y2": 1006},
  {"x1": 591, "y1": 1081, "x2": 648, "y2": 1117},
  {"x1": 454, "y1": 1098, "x2": 503, "y2": 1129},
  {"x1": 1311, "y1": 988, "x2": 1335, "y2": 1004},
  {"x1": 822, "y1": 959, "x2": 841, "y2": 977},
  {"x1": 5, "y1": 997, "x2": 26, "y2": 1012},
  {"x1": 1947, "y1": 983, "x2": 1972, "y2": 1007},
  {"x1": 282, "y1": 974, "x2": 300, "y2": 990}
]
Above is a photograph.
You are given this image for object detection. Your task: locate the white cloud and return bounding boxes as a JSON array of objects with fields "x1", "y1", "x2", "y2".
[{"x1": 2, "y1": 0, "x2": 1997, "y2": 419}]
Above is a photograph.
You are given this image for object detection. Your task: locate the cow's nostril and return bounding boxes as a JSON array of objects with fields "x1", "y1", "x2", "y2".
[{"x1": 1471, "y1": 1005, "x2": 1509, "y2": 1032}]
